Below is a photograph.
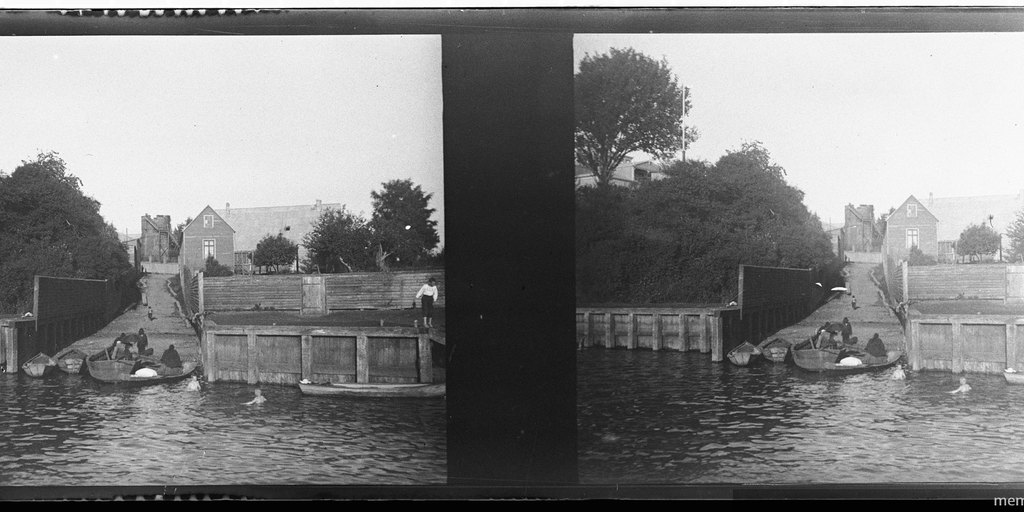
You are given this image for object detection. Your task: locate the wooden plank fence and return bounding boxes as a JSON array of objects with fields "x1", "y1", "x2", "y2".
[{"x1": 202, "y1": 269, "x2": 445, "y2": 312}]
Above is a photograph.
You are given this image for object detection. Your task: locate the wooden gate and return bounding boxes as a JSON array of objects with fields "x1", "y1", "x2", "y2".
[
  {"x1": 1007, "y1": 265, "x2": 1024, "y2": 304},
  {"x1": 301, "y1": 275, "x2": 327, "y2": 316}
]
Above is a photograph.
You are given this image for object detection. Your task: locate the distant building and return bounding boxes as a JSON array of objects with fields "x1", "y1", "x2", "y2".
[
  {"x1": 575, "y1": 157, "x2": 668, "y2": 189},
  {"x1": 843, "y1": 204, "x2": 881, "y2": 252},
  {"x1": 883, "y1": 195, "x2": 939, "y2": 262},
  {"x1": 214, "y1": 200, "x2": 340, "y2": 273},
  {"x1": 826, "y1": 227, "x2": 845, "y2": 261},
  {"x1": 180, "y1": 205, "x2": 235, "y2": 271},
  {"x1": 140, "y1": 214, "x2": 175, "y2": 263}
]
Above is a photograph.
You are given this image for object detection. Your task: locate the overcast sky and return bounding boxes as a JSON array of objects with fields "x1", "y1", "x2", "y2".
[
  {"x1": 575, "y1": 32, "x2": 1024, "y2": 227},
  {"x1": 0, "y1": 35, "x2": 444, "y2": 245}
]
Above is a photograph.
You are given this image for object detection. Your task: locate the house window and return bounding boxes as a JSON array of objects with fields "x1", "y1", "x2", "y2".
[
  {"x1": 907, "y1": 203, "x2": 918, "y2": 218},
  {"x1": 203, "y1": 239, "x2": 216, "y2": 260},
  {"x1": 203, "y1": 215, "x2": 214, "y2": 228},
  {"x1": 906, "y1": 228, "x2": 919, "y2": 249}
]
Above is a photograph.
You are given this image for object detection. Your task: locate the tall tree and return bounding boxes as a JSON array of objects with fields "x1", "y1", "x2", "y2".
[
  {"x1": 575, "y1": 47, "x2": 696, "y2": 187},
  {"x1": 302, "y1": 207, "x2": 374, "y2": 273},
  {"x1": 169, "y1": 217, "x2": 191, "y2": 259},
  {"x1": 1007, "y1": 208, "x2": 1024, "y2": 263},
  {"x1": 957, "y1": 223, "x2": 1001, "y2": 263},
  {"x1": 369, "y1": 179, "x2": 440, "y2": 269},
  {"x1": 0, "y1": 151, "x2": 137, "y2": 313},
  {"x1": 253, "y1": 233, "x2": 298, "y2": 273},
  {"x1": 576, "y1": 142, "x2": 839, "y2": 304}
]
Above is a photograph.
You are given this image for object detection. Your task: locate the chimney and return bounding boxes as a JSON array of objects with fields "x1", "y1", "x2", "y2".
[
  {"x1": 928, "y1": 193, "x2": 933, "y2": 207},
  {"x1": 225, "y1": 202, "x2": 230, "y2": 216}
]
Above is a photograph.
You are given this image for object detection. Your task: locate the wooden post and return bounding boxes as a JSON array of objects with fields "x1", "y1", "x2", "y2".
[
  {"x1": 204, "y1": 330, "x2": 217, "y2": 382},
  {"x1": 652, "y1": 313, "x2": 662, "y2": 351},
  {"x1": 699, "y1": 312, "x2": 709, "y2": 353},
  {"x1": 418, "y1": 332, "x2": 433, "y2": 383},
  {"x1": 627, "y1": 313, "x2": 636, "y2": 349},
  {"x1": 584, "y1": 312, "x2": 592, "y2": 349},
  {"x1": 356, "y1": 334, "x2": 370, "y2": 383},
  {"x1": 301, "y1": 334, "x2": 313, "y2": 382},
  {"x1": 246, "y1": 332, "x2": 258, "y2": 384},
  {"x1": 604, "y1": 313, "x2": 613, "y2": 349},
  {"x1": 1007, "y1": 323, "x2": 1017, "y2": 371},
  {"x1": 198, "y1": 271, "x2": 205, "y2": 314},
  {"x1": 711, "y1": 313, "x2": 723, "y2": 362},
  {"x1": 1, "y1": 323, "x2": 14, "y2": 370},
  {"x1": 909, "y1": 320, "x2": 920, "y2": 371},
  {"x1": 902, "y1": 260, "x2": 909, "y2": 304},
  {"x1": 952, "y1": 320, "x2": 964, "y2": 374},
  {"x1": 680, "y1": 314, "x2": 689, "y2": 351}
]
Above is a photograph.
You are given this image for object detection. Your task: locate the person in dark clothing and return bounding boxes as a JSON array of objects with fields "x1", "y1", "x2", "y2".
[
  {"x1": 865, "y1": 333, "x2": 887, "y2": 358},
  {"x1": 136, "y1": 328, "x2": 151, "y2": 356},
  {"x1": 160, "y1": 344, "x2": 183, "y2": 369},
  {"x1": 841, "y1": 318, "x2": 854, "y2": 345}
]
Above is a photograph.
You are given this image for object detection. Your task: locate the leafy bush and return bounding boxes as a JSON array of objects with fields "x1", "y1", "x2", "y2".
[{"x1": 203, "y1": 255, "x2": 234, "y2": 277}]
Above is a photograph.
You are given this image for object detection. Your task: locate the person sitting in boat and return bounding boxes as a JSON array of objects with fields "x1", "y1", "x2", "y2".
[
  {"x1": 160, "y1": 344, "x2": 183, "y2": 369},
  {"x1": 841, "y1": 318, "x2": 854, "y2": 345},
  {"x1": 109, "y1": 338, "x2": 132, "y2": 360},
  {"x1": 864, "y1": 333, "x2": 887, "y2": 358},
  {"x1": 949, "y1": 377, "x2": 971, "y2": 394},
  {"x1": 243, "y1": 388, "x2": 266, "y2": 405}
]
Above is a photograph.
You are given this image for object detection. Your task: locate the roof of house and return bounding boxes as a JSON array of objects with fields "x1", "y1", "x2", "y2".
[
  {"x1": 888, "y1": 195, "x2": 939, "y2": 226},
  {"x1": 183, "y1": 205, "x2": 235, "y2": 235},
  {"x1": 213, "y1": 201, "x2": 342, "y2": 252},
  {"x1": 924, "y1": 192, "x2": 1024, "y2": 242}
]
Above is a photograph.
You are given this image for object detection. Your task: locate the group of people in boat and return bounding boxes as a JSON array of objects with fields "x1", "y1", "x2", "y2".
[
  {"x1": 808, "y1": 318, "x2": 889, "y2": 363},
  {"x1": 92, "y1": 328, "x2": 184, "y2": 373}
]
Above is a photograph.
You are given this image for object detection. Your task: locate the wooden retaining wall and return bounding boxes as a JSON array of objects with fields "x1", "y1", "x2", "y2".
[
  {"x1": 202, "y1": 324, "x2": 436, "y2": 385},
  {"x1": 1, "y1": 275, "x2": 133, "y2": 372},
  {"x1": 908, "y1": 315, "x2": 1024, "y2": 374},
  {"x1": 202, "y1": 269, "x2": 445, "y2": 312},
  {"x1": 576, "y1": 307, "x2": 726, "y2": 362}
]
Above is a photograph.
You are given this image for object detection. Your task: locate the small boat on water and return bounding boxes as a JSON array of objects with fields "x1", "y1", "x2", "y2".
[
  {"x1": 22, "y1": 352, "x2": 57, "y2": 378},
  {"x1": 727, "y1": 341, "x2": 762, "y2": 367},
  {"x1": 54, "y1": 347, "x2": 89, "y2": 375},
  {"x1": 1004, "y1": 369, "x2": 1024, "y2": 385},
  {"x1": 760, "y1": 338, "x2": 791, "y2": 363},
  {"x1": 298, "y1": 381, "x2": 446, "y2": 398},
  {"x1": 792, "y1": 345, "x2": 903, "y2": 373},
  {"x1": 86, "y1": 358, "x2": 198, "y2": 386}
]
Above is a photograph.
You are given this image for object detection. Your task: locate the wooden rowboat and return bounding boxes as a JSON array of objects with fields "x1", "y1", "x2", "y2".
[
  {"x1": 793, "y1": 347, "x2": 903, "y2": 373},
  {"x1": 760, "y1": 338, "x2": 791, "y2": 363},
  {"x1": 727, "y1": 341, "x2": 762, "y2": 367},
  {"x1": 22, "y1": 352, "x2": 57, "y2": 378},
  {"x1": 87, "y1": 359, "x2": 198, "y2": 386},
  {"x1": 54, "y1": 347, "x2": 89, "y2": 375},
  {"x1": 299, "y1": 381, "x2": 446, "y2": 398},
  {"x1": 1004, "y1": 370, "x2": 1024, "y2": 385}
]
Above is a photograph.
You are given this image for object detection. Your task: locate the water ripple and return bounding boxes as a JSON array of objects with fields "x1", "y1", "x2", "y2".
[{"x1": 579, "y1": 348, "x2": 1024, "y2": 484}]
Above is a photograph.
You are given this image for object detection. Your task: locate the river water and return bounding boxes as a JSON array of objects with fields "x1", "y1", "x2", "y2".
[
  {"x1": 0, "y1": 371, "x2": 445, "y2": 490},
  {"x1": 578, "y1": 348, "x2": 1024, "y2": 485}
]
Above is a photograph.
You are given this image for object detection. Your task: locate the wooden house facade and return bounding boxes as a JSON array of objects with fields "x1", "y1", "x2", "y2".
[
  {"x1": 883, "y1": 195, "x2": 939, "y2": 262},
  {"x1": 181, "y1": 205, "x2": 235, "y2": 271}
]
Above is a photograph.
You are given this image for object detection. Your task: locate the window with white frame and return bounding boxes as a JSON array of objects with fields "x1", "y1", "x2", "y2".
[
  {"x1": 907, "y1": 203, "x2": 918, "y2": 218},
  {"x1": 203, "y1": 214, "x2": 214, "y2": 228},
  {"x1": 203, "y1": 239, "x2": 216, "y2": 260},
  {"x1": 906, "y1": 228, "x2": 919, "y2": 249}
]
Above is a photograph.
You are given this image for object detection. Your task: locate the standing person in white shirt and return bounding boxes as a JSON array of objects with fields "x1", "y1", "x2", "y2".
[{"x1": 415, "y1": 277, "x2": 439, "y2": 329}]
